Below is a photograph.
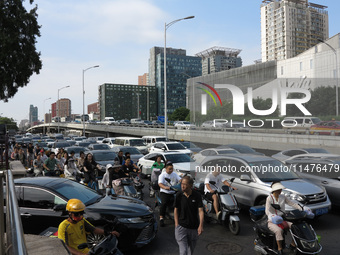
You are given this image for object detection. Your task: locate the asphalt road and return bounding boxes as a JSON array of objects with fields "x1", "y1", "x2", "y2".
[{"x1": 124, "y1": 183, "x2": 340, "y2": 255}]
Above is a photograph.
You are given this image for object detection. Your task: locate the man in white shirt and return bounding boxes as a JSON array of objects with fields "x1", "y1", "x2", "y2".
[
  {"x1": 204, "y1": 167, "x2": 236, "y2": 219},
  {"x1": 158, "y1": 161, "x2": 181, "y2": 227}
]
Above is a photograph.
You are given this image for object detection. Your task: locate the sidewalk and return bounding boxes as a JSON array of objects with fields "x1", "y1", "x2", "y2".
[{"x1": 25, "y1": 235, "x2": 70, "y2": 255}]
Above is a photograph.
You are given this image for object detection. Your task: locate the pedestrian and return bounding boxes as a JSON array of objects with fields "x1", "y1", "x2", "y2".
[
  {"x1": 158, "y1": 161, "x2": 181, "y2": 227},
  {"x1": 174, "y1": 176, "x2": 204, "y2": 255},
  {"x1": 43, "y1": 151, "x2": 58, "y2": 176}
]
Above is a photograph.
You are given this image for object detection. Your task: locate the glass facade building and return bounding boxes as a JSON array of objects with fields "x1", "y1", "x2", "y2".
[
  {"x1": 149, "y1": 47, "x2": 202, "y2": 116},
  {"x1": 99, "y1": 83, "x2": 157, "y2": 121}
]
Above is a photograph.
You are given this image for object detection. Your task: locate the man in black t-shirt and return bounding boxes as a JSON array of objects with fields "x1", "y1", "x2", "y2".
[{"x1": 174, "y1": 176, "x2": 204, "y2": 255}]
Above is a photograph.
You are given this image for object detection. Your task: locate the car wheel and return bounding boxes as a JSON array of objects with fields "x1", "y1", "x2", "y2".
[{"x1": 87, "y1": 230, "x2": 105, "y2": 246}]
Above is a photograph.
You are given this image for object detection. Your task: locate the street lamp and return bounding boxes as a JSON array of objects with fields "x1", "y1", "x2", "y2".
[
  {"x1": 43, "y1": 97, "x2": 51, "y2": 134},
  {"x1": 164, "y1": 16, "x2": 194, "y2": 138},
  {"x1": 318, "y1": 39, "x2": 339, "y2": 116},
  {"x1": 57, "y1": 86, "x2": 70, "y2": 133},
  {"x1": 83, "y1": 65, "x2": 99, "y2": 136}
]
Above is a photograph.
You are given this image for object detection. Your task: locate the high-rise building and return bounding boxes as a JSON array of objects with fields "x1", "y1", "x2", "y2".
[
  {"x1": 148, "y1": 47, "x2": 202, "y2": 115},
  {"x1": 196, "y1": 46, "x2": 242, "y2": 75},
  {"x1": 98, "y1": 83, "x2": 157, "y2": 120},
  {"x1": 52, "y1": 98, "x2": 71, "y2": 118},
  {"x1": 138, "y1": 73, "x2": 149, "y2": 86},
  {"x1": 261, "y1": 0, "x2": 329, "y2": 62},
  {"x1": 29, "y1": 105, "x2": 38, "y2": 123}
]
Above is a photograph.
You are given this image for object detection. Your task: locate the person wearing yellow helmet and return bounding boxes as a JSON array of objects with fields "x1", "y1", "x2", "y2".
[{"x1": 58, "y1": 199, "x2": 120, "y2": 255}]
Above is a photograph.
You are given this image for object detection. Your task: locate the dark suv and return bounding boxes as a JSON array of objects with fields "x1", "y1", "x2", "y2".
[{"x1": 11, "y1": 177, "x2": 157, "y2": 250}]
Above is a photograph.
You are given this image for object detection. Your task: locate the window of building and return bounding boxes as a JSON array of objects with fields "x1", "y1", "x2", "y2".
[
  {"x1": 281, "y1": 66, "x2": 284, "y2": 75},
  {"x1": 300, "y1": 62, "x2": 303, "y2": 71},
  {"x1": 310, "y1": 59, "x2": 313, "y2": 69}
]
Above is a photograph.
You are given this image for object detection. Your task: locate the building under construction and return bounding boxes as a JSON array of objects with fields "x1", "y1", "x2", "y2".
[{"x1": 195, "y1": 46, "x2": 242, "y2": 76}]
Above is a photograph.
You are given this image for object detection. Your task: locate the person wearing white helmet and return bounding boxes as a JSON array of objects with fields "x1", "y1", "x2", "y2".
[
  {"x1": 58, "y1": 198, "x2": 120, "y2": 255},
  {"x1": 265, "y1": 182, "x2": 301, "y2": 255}
]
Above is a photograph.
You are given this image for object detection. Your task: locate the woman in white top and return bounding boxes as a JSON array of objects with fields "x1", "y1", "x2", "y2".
[{"x1": 265, "y1": 182, "x2": 301, "y2": 255}]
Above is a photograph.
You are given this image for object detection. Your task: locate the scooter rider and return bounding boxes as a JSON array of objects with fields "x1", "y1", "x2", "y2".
[
  {"x1": 204, "y1": 166, "x2": 236, "y2": 219},
  {"x1": 58, "y1": 199, "x2": 120, "y2": 255},
  {"x1": 265, "y1": 182, "x2": 302, "y2": 255},
  {"x1": 158, "y1": 161, "x2": 181, "y2": 227}
]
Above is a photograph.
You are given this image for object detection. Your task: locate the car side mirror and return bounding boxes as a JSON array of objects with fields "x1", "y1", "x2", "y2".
[
  {"x1": 240, "y1": 174, "x2": 252, "y2": 182},
  {"x1": 338, "y1": 176, "x2": 340, "y2": 181},
  {"x1": 271, "y1": 204, "x2": 281, "y2": 210}
]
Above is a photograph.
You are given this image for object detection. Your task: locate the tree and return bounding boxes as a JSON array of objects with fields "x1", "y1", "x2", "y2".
[
  {"x1": 169, "y1": 107, "x2": 190, "y2": 121},
  {"x1": 0, "y1": 117, "x2": 18, "y2": 130},
  {"x1": 0, "y1": 0, "x2": 42, "y2": 101}
]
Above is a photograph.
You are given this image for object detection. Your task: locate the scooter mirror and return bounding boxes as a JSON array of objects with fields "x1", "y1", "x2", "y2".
[
  {"x1": 271, "y1": 204, "x2": 281, "y2": 210},
  {"x1": 209, "y1": 181, "x2": 216, "y2": 185},
  {"x1": 230, "y1": 178, "x2": 235, "y2": 183},
  {"x1": 165, "y1": 178, "x2": 171, "y2": 183}
]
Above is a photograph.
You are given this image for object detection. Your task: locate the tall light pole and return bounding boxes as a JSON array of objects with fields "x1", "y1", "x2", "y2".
[
  {"x1": 319, "y1": 39, "x2": 339, "y2": 116},
  {"x1": 57, "y1": 85, "x2": 70, "y2": 133},
  {"x1": 43, "y1": 97, "x2": 51, "y2": 134},
  {"x1": 164, "y1": 16, "x2": 195, "y2": 138},
  {"x1": 83, "y1": 65, "x2": 99, "y2": 136}
]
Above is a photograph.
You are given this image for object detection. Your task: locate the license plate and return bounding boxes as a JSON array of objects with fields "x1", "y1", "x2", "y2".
[{"x1": 315, "y1": 207, "x2": 328, "y2": 216}]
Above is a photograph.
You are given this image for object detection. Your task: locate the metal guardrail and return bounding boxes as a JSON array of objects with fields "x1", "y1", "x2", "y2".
[{"x1": 0, "y1": 132, "x2": 28, "y2": 255}]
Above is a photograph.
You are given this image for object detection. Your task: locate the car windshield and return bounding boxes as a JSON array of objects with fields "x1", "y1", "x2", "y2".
[
  {"x1": 181, "y1": 142, "x2": 197, "y2": 148},
  {"x1": 218, "y1": 149, "x2": 238, "y2": 154},
  {"x1": 156, "y1": 137, "x2": 168, "y2": 142},
  {"x1": 55, "y1": 142, "x2": 71, "y2": 148},
  {"x1": 66, "y1": 147, "x2": 88, "y2": 154},
  {"x1": 93, "y1": 144, "x2": 110, "y2": 150},
  {"x1": 311, "y1": 118, "x2": 321, "y2": 124},
  {"x1": 53, "y1": 181, "x2": 102, "y2": 205},
  {"x1": 37, "y1": 142, "x2": 48, "y2": 147},
  {"x1": 167, "y1": 143, "x2": 186, "y2": 150},
  {"x1": 120, "y1": 147, "x2": 141, "y2": 154},
  {"x1": 130, "y1": 139, "x2": 145, "y2": 146},
  {"x1": 164, "y1": 153, "x2": 194, "y2": 163},
  {"x1": 183, "y1": 122, "x2": 191, "y2": 125},
  {"x1": 304, "y1": 148, "x2": 330, "y2": 153},
  {"x1": 92, "y1": 151, "x2": 116, "y2": 161},
  {"x1": 230, "y1": 146, "x2": 255, "y2": 153},
  {"x1": 249, "y1": 160, "x2": 299, "y2": 182}
]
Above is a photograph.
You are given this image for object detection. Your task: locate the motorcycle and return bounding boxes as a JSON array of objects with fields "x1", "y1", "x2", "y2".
[
  {"x1": 251, "y1": 204, "x2": 321, "y2": 255},
  {"x1": 195, "y1": 178, "x2": 241, "y2": 235},
  {"x1": 129, "y1": 172, "x2": 144, "y2": 200}
]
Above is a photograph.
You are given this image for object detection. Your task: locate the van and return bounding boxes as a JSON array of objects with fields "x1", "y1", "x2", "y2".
[
  {"x1": 114, "y1": 137, "x2": 148, "y2": 154},
  {"x1": 131, "y1": 118, "x2": 142, "y2": 126},
  {"x1": 282, "y1": 117, "x2": 321, "y2": 134},
  {"x1": 142, "y1": 136, "x2": 169, "y2": 151},
  {"x1": 103, "y1": 117, "x2": 115, "y2": 125}
]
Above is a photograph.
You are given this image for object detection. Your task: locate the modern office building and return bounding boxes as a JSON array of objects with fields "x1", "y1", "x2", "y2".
[
  {"x1": 138, "y1": 73, "x2": 149, "y2": 86},
  {"x1": 261, "y1": 0, "x2": 329, "y2": 62},
  {"x1": 51, "y1": 99, "x2": 71, "y2": 118},
  {"x1": 196, "y1": 46, "x2": 242, "y2": 75},
  {"x1": 98, "y1": 83, "x2": 157, "y2": 120},
  {"x1": 29, "y1": 105, "x2": 38, "y2": 123},
  {"x1": 148, "y1": 46, "x2": 202, "y2": 115}
]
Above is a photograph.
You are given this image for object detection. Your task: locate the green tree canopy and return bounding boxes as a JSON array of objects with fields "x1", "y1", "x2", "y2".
[
  {"x1": 169, "y1": 107, "x2": 190, "y2": 121},
  {"x1": 0, "y1": 117, "x2": 18, "y2": 130},
  {"x1": 0, "y1": 0, "x2": 42, "y2": 101}
]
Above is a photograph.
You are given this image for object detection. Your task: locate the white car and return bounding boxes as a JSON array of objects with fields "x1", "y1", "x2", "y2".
[
  {"x1": 137, "y1": 151, "x2": 198, "y2": 178},
  {"x1": 149, "y1": 142, "x2": 192, "y2": 155},
  {"x1": 101, "y1": 137, "x2": 116, "y2": 148},
  {"x1": 174, "y1": 121, "x2": 196, "y2": 130},
  {"x1": 271, "y1": 148, "x2": 331, "y2": 162},
  {"x1": 192, "y1": 148, "x2": 240, "y2": 164}
]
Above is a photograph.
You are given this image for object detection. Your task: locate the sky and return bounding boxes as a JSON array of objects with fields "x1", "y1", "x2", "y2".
[{"x1": 1, "y1": 0, "x2": 340, "y2": 124}]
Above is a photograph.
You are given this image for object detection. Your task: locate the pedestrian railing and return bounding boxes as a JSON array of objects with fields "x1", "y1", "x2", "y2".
[{"x1": 0, "y1": 132, "x2": 28, "y2": 255}]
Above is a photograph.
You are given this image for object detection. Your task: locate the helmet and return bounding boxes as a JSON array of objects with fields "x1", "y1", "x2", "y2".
[{"x1": 66, "y1": 199, "x2": 86, "y2": 212}]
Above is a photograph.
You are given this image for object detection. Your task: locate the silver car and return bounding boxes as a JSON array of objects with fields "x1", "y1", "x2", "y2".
[
  {"x1": 286, "y1": 156, "x2": 340, "y2": 207},
  {"x1": 195, "y1": 155, "x2": 331, "y2": 216}
]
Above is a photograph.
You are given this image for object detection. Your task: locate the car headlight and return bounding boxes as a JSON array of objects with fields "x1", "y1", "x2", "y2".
[
  {"x1": 282, "y1": 191, "x2": 306, "y2": 202},
  {"x1": 118, "y1": 217, "x2": 145, "y2": 223}
]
